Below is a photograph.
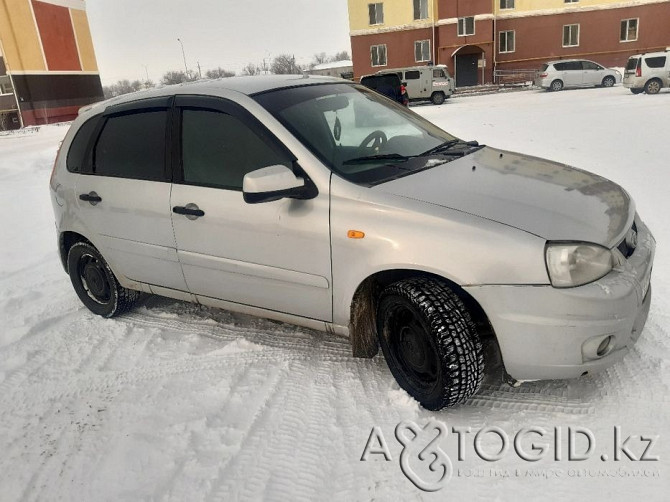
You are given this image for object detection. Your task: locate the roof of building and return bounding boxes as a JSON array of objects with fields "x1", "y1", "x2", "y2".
[{"x1": 312, "y1": 60, "x2": 354, "y2": 70}]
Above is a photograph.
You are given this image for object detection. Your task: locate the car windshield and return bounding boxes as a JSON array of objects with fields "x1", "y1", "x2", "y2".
[{"x1": 253, "y1": 83, "x2": 463, "y2": 185}]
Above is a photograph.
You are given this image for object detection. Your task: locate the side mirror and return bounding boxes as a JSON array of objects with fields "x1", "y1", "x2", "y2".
[{"x1": 243, "y1": 165, "x2": 316, "y2": 204}]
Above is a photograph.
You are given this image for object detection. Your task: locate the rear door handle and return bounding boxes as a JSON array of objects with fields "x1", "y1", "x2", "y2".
[
  {"x1": 79, "y1": 191, "x2": 102, "y2": 205},
  {"x1": 173, "y1": 203, "x2": 205, "y2": 219}
]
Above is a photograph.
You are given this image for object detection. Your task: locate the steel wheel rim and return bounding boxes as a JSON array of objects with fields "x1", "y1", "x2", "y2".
[
  {"x1": 78, "y1": 253, "x2": 111, "y2": 304},
  {"x1": 386, "y1": 304, "x2": 439, "y2": 395}
]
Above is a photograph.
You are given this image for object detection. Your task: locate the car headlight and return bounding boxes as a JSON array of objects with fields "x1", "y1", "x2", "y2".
[{"x1": 545, "y1": 243, "x2": 613, "y2": 288}]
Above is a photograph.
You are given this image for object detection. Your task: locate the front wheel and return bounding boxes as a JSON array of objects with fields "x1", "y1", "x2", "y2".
[
  {"x1": 601, "y1": 76, "x2": 615, "y2": 88},
  {"x1": 377, "y1": 278, "x2": 484, "y2": 409},
  {"x1": 67, "y1": 242, "x2": 139, "y2": 317}
]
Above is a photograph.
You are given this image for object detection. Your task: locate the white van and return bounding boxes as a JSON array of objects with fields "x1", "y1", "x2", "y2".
[
  {"x1": 623, "y1": 49, "x2": 670, "y2": 94},
  {"x1": 377, "y1": 64, "x2": 455, "y2": 105}
]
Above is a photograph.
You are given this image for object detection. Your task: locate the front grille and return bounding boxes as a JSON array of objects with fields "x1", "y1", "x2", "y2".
[{"x1": 617, "y1": 221, "x2": 637, "y2": 259}]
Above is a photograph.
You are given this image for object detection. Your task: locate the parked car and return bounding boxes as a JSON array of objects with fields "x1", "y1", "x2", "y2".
[
  {"x1": 50, "y1": 76, "x2": 654, "y2": 410},
  {"x1": 360, "y1": 72, "x2": 404, "y2": 104},
  {"x1": 535, "y1": 59, "x2": 622, "y2": 91},
  {"x1": 623, "y1": 50, "x2": 670, "y2": 94},
  {"x1": 384, "y1": 64, "x2": 455, "y2": 105}
]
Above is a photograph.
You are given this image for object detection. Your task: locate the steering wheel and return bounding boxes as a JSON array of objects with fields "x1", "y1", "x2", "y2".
[{"x1": 359, "y1": 130, "x2": 388, "y2": 149}]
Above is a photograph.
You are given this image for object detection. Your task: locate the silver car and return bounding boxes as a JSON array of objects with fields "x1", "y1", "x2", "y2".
[
  {"x1": 623, "y1": 50, "x2": 670, "y2": 94},
  {"x1": 535, "y1": 59, "x2": 622, "y2": 91},
  {"x1": 50, "y1": 76, "x2": 654, "y2": 410}
]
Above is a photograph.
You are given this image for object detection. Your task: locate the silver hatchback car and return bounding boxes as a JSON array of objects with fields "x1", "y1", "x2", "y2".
[
  {"x1": 50, "y1": 76, "x2": 654, "y2": 410},
  {"x1": 536, "y1": 59, "x2": 622, "y2": 91}
]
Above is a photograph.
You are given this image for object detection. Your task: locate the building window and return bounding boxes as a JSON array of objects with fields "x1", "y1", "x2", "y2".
[
  {"x1": 564, "y1": 0, "x2": 579, "y2": 3},
  {"x1": 371, "y1": 44, "x2": 387, "y2": 66},
  {"x1": 368, "y1": 3, "x2": 384, "y2": 25},
  {"x1": 457, "y1": 17, "x2": 475, "y2": 36},
  {"x1": 620, "y1": 19, "x2": 638, "y2": 42},
  {"x1": 414, "y1": 40, "x2": 430, "y2": 62},
  {"x1": 413, "y1": 0, "x2": 428, "y2": 20},
  {"x1": 500, "y1": 0, "x2": 515, "y2": 9},
  {"x1": 563, "y1": 24, "x2": 579, "y2": 47},
  {"x1": 499, "y1": 31, "x2": 515, "y2": 53}
]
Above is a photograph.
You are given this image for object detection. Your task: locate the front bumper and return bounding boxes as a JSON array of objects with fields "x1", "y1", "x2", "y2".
[{"x1": 465, "y1": 218, "x2": 655, "y2": 381}]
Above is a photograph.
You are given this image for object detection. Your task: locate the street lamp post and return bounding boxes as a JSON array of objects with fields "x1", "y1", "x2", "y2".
[{"x1": 177, "y1": 38, "x2": 188, "y2": 76}]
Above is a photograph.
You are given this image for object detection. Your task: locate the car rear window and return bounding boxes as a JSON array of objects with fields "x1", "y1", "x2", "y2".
[
  {"x1": 66, "y1": 117, "x2": 99, "y2": 173},
  {"x1": 645, "y1": 56, "x2": 667, "y2": 68},
  {"x1": 625, "y1": 58, "x2": 640, "y2": 71},
  {"x1": 540, "y1": 64, "x2": 549, "y2": 72}
]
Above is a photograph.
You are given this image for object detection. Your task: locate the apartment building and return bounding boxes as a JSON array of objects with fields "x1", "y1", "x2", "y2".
[
  {"x1": 348, "y1": 0, "x2": 670, "y2": 87},
  {"x1": 0, "y1": 0, "x2": 103, "y2": 128}
]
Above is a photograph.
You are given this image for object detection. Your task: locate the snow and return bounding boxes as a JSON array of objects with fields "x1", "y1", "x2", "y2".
[
  {"x1": 1, "y1": 86, "x2": 668, "y2": 501},
  {"x1": 312, "y1": 60, "x2": 353, "y2": 71}
]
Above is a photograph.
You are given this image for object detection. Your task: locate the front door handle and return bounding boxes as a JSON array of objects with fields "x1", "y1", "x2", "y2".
[
  {"x1": 173, "y1": 203, "x2": 205, "y2": 220},
  {"x1": 79, "y1": 191, "x2": 102, "y2": 205}
]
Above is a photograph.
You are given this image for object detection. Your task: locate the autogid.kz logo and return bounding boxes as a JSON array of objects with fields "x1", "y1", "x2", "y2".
[{"x1": 360, "y1": 420, "x2": 660, "y2": 492}]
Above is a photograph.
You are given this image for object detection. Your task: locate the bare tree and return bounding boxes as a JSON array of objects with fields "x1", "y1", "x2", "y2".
[
  {"x1": 242, "y1": 63, "x2": 261, "y2": 76},
  {"x1": 161, "y1": 70, "x2": 197, "y2": 85},
  {"x1": 206, "y1": 67, "x2": 235, "y2": 79},
  {"x1": 102, "y1": 79, "x2": 145, "y2": 99},
  {"x1": 270, "y1": 54, "x2": 302, "y2": 75},
  {"x1": 332, "y1": 50, "x2": 351, "y2": 62},
  {"x1": 312, "y1": 52, "x2": 329, "y2": 67}
]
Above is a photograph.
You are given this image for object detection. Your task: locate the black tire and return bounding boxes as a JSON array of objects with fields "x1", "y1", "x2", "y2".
[
  {"x1": 550, "y1": 79, "x2": 563, "y2": 92},
  {"x1": 377, "y1": 278, "x2": 484, "y2": 410},
  {"x1": 630, "y1": 88, "x2": 644, "y2": 95},
  {"x1": 601, "y1": 76, "x2": 615, "y2": 88},
  {"x1": 67, "y1": 242, "x2": 139, "y2": 317},
  {"x1": 431, "y1": 92, "x2": 446, "y2": 105},
  {"x1": 644, "y1": 79, "x2": 662, "y2": 95}
]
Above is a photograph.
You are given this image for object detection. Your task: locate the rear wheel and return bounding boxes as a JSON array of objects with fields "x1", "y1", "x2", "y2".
[
  {"x1": 67, "y1": 242, "x2": 139, "y2": 317},
  {"x1": 431, "y1": 92, "x2": 446, "y2": 105},
  {"x1": 601, "y1": 76, "x2": 615, "y2": 88},
  {"x1": 377, "y1": 278, "x2": 484, "y2": 410},
  {"x1": 644, "y1": 79, "x2": 662, "y2": 94},
  {"x1": 550, "y1": 79, "x2": 564, "y2": 92}
]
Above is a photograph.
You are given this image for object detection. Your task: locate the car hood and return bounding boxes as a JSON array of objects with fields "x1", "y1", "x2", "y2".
[{"x1": 375, "y1": 146, "x2": 633, "y2": 247}]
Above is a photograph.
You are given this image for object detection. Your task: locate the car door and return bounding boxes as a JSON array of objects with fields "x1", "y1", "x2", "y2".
[
  {"x1": 169, "y1": 95, "x2": 332, "y2": 321},
  {"x1": 562, "y1": 61, "x2": 584, "y2": 87},
  {"x1": 74, "y1": 97, "x2": 188, "y2": 292},
  {"x1": 582, "y1": 61, "x2": 604, "y2": 86}
]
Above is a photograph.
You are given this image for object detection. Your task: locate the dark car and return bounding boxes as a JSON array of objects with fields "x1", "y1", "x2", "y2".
[{"x1": 360, "y1": 73, "x2": 404, "y2": 104}]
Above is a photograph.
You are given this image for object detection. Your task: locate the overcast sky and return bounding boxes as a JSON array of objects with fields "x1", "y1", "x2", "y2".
[{"x1": 86, "y1": 0, "x2": 352, "y2": 85}]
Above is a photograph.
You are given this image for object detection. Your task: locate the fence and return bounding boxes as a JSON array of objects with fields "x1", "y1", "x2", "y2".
[{"x1": 493, "y1": 69, "x2": 539, "y2": 86}]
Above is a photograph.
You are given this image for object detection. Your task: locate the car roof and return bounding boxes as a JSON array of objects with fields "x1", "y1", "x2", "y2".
[
  {"x1": 81, "y1": 74, "x2": 347, "y2": 115},
  {"x1": 545, "y1": 59, "x2": 596, "y2": 65}
]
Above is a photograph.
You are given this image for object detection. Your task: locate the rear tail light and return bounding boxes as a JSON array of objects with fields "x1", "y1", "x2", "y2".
[
  {"x1": 539, "y1": 73, "x2": 548, "y2": 78},
  {"x1": 636, "y1": 66, "x2": 641, "y2": 77}
]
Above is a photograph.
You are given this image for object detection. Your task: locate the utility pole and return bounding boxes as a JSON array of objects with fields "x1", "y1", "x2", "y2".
[
  {"x1": 197, "y1": 61, "x2": 202, "y2": 79},
  {"x1": 177, "y1": 38, "x2": 188, "y2": 76}
]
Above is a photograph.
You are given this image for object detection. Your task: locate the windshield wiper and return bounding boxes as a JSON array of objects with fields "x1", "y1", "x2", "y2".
[
  {"x1": 343, "y1": 153, "x2": 411, "y2": 165},
  {"x1": 420, "y1": 139, "x2": 479, "y2": 157}
]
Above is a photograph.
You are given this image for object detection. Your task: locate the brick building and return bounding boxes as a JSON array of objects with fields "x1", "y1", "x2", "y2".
[
  {"x1": 348, "y1": 0, "x2": 670, "y2": 86},
  {"x1": 0, "y1": 0, "x2": 103, "y2": 128}
]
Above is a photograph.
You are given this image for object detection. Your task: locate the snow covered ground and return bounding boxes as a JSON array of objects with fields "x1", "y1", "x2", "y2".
[{"x1": 1, "y1": 86, "x2": 668, "y2": 501}]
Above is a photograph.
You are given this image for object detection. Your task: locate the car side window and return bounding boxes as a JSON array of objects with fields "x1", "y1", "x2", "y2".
[
  {"x1": 553, "y1": 62, "x2": 566, "y2": 71},
  {"x1": 405, "y1": 70, "x2": 421, "y2": 80},
  {"x1": 180, "y1": 108, "x2": 292, "y2": 191},
  {"x1": 66, "y1": 116, "x2": 99, "y2": 173},
  {"x1": 582, "y1": 61, "x2": 601, "y2": 70},
  {"x1": 645, "y1": 56, "x2": 666, "y2": 68},
  {"x1": 93, "y1": 110, "x2": 168, "y2": 181}
]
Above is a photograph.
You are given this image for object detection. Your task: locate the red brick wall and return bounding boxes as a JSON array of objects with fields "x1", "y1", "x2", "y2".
[
  {"x1": 496, "y1": 3, "x2": 670, "y2": 70},
  {"x1": 351, "y1": 28, "x2": 435, "y2": 79}
]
